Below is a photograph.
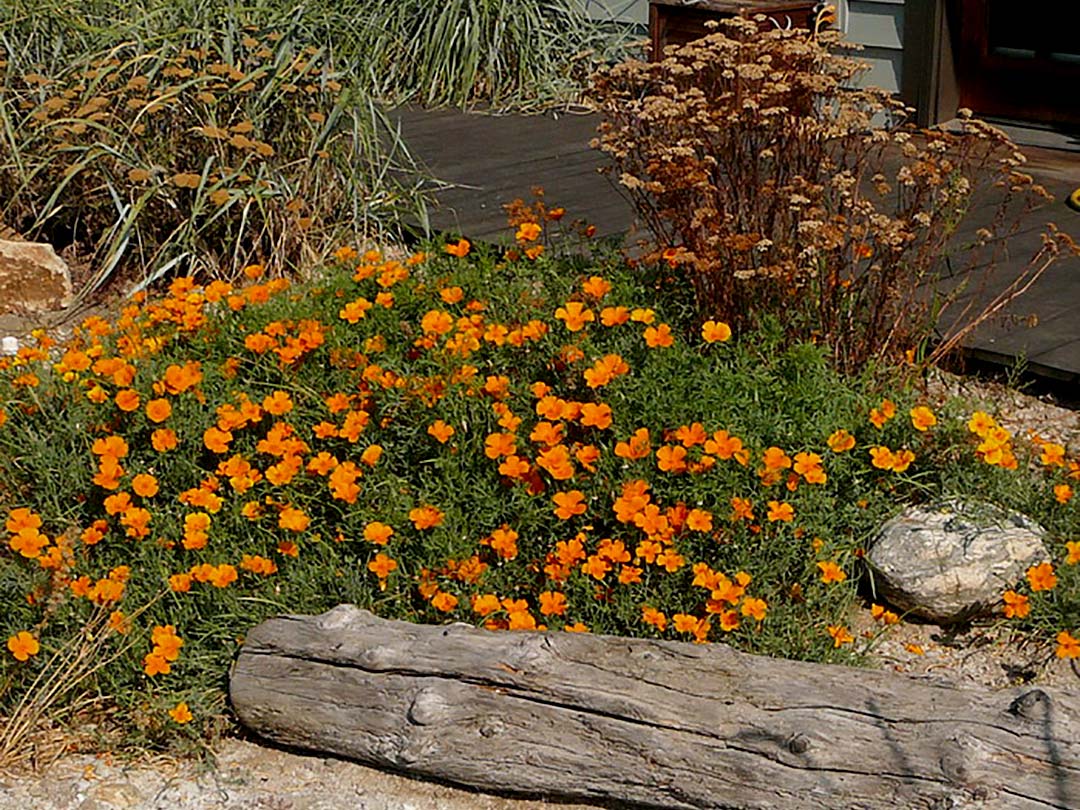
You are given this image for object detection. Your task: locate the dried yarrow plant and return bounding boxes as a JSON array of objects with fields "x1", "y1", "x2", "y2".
[{"x1": 591, "y1": 17, "x2": 1074, "y2": 373}]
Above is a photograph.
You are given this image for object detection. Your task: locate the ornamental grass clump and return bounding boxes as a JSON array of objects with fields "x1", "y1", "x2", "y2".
[
  {"x1": 0, "y1": 214, "x2": 1077, "y2": 754},
  {"x1": 0, "y1": 31, "x2": 428, "y2": 300},
  {"x1": 591, "y1": 18, "x2": 1072, "y2": 373},
  {"x1": 2, "y1": 0, "x2": 633, "y2": 113}
]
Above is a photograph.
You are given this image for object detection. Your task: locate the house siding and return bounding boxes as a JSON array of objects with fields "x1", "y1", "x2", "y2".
[
  {"x1": 845, "y1": 0, "x2": 906, "y2": 93},
  {"x1": 581, "y1": 0, "x2": 648, "y2": 25},
  {"x1": 589, "y1": 0, "x2": 908, "y2": 96}
]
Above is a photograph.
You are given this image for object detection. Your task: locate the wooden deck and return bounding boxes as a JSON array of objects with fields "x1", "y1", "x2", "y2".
[{"x1": 386, "y1": 106, "x2": 1080, "y2": 382}]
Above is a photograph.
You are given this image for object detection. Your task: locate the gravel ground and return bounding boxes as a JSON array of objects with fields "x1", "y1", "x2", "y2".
[{"x1": 0, "y1": 738, "x2": 598, "y2": 810}]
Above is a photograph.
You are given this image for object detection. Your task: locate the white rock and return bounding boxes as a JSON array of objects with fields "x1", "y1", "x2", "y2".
[{"x1": 866, "y1": 499, "x2": 1049, "y2": 624}]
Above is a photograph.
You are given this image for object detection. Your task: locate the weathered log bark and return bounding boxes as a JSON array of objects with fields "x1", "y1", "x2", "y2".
[{"x1": 230, "y1": 605, "x2": 1080, "y2": 809}]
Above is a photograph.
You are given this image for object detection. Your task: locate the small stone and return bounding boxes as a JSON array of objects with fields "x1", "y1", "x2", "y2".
[
  {"x1": 87, "y1": 781, "x2": 143, "y2": 808},
  {"x1": 0, "y1": 239, "x2": 73, "y2": 313},
  {"x1": 866, "y1": 500, "x2": 1048, "y2": 624}
]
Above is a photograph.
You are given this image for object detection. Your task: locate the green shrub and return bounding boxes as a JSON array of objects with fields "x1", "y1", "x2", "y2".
[{"x1": 1, "y1": 227, "x2": 1076, "y2": 758}]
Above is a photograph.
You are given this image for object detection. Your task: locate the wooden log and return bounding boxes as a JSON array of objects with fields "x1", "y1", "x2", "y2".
[{"x1": 230, "y1": 605, "x2": 1080, "y2": 809}]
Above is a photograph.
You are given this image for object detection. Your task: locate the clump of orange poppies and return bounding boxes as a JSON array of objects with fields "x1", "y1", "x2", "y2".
[{"x1": 1, "y1": 220, "x2": 1077, "y2": 746}]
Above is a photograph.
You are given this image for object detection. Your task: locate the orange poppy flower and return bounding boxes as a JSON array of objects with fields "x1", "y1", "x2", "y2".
[
  {"x1": 686, "y1": 509, "x2": 713, "y2": 532},
  {"x1": 114, "y1": 389, "x2": 140, "y2": 412},
  {"x1": 360, "y1": 445, "x2": 383, "y2": 467},
  {"x1": 826, "y1": 429, "x2": 856, "y2": 453},
  {"x1": 10, "y1": 527, "x2": 49, "y2": 558},
  {"x1": 827, "y1": 625, "x2": 854, "y2": 647},
  {"x1": 515, "y1": 222, "x2": 542, "y2": 242},
  {"x1": 643, "y1": 323, "x2": 674, "y2": 348},
  {"x1": 538, "y1": 591, "x2": 568, "y2": 616},
  {"x1": 240, "y1": 555, "x2": 278, "y2": 576},
  {"x1": 581, "y1": 555, "x2": 610, "y2": 580},
  {"x1": 143, "y1": 652, "x2": 171, "y2": 676},
  {"x1": 91, "y1": 435, "x2": 129, "y2": 459},
  {"x1": 656, "y1": 445, "x2": 688, "y2": 473},
  {"x1": 431, "y1": 591, "x2": 459, "y2": 612},
  {"x1": 1056, "y1": 631, "x2": 1080, "y2": 659},
  {"x1": 600, "y1": 306, "x2": 630, "y2": 326},
  {"x1": 160, "y1": 361, "x2": 202, "y2": 394},
  {"x1": 701, "y1": 320, "x2": 732, "y2": 343},
  {"x1": 485, "y1": 526, "x2": 519, "y2": 560},
  {"x1": 536, "y1": 445, "x2": 575, "y2": 480},
  {"x1": 263, "y1": 390, "x2": 293, "y2": 416},
  {"x1": 444, "y1": 238, "x2": 471, "y2": 258},
  {"x1": 817, "y1": 561, "x2": 846, "y2": 584},
  {"x1": 152, "y1": 428, "x2": 179, "y2": 453},
  {"x1": 766, "y1": 501, "x2": 794, "y2": 522},
  {"x1": 869, "y1": 604, "x2": 900, "y2": 625},
  {"x1": 869, "y1": 399, "x2": 896, "y2": 428},
  {"x1": 205, "y1": 564, "x2": 237, "y2": 588},
  {"x1": 367, "y1": 553, "x2": 398, "y2": 588},
  {"x1": 498, "y1": 454, "x2": 531, "y2": 479},
  {"x1": 1027, "y1": 561, "x2": 1057, "y2": 592},
  {"x1": 1001, "y1": 590, "x2": 1030, "y2": 619},
  {"x1": 7, "y1": 631, "x2": 40, "y2": 661},
  {"x1": 145, "y1": 398, "x2": 172, "y2": 423},
  {"x1": 741, "y1": 597, "x2": 767, "y2": 621},
  {"x1": 339, "y1": 297, "x2": 373, "y2": 324},
  {"x1": 641, "y1": 606, "x2": 667, "y2": 631},
  {"x1": 910, "y1": 406, "x2": 937, "y2": 431},
  {"x1": 364, "y1": 522, "x2": 395, "y2": 545},
  {"x1": 169, "y1": 702, "x2": 193, "y2": 723},
  {"x1": 427, "y1": 420, "x2": 455, "y2": 443},
  {"x1": 552, "y1": 490, "x2": 587, "y2": 520},
  {"x1": 1040, "y1": 442, "x2": 1066, "y2": 467},
  {"x1": 409, "y1": 505, "x2": 444, "y2": 530},
  {"x1": 554, "y1": 301, "x2": 594, "y2": 332},
  {"x1": 278, "y1": 507, "x2": 310, "y2": 533},
  {"x1": 579, "y1": 402, "x2": 612, "y2": 430},
  {"x1": 485, "y1": 432, "x2": 517, "y2": 459},
  {"x1": 614, "y1": 427, "x2": 652, "y2": 461},
  {"x1": 5, "y1": 507, "x2": 41, "y2": 534},
  {"x1": 869, "y1": 446, "x2": 895, "y2": 470},
  {"x1": 203, "y1": 426, "x2": 233, "y2": 454}
]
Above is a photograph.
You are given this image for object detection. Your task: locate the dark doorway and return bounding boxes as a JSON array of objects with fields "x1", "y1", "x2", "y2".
[{"x1": 950, "y1": 0, "x2": 1080, "y2": 126}]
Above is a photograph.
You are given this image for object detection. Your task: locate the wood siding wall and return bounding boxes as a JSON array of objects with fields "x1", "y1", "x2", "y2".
[{"x1": 590, "y1": 0, "x2": 908, "y2": 95}]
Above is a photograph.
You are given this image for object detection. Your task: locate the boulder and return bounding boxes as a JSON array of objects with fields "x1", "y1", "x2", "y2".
[
  {"x1": 0, "y1": 239, "x2": 73, "y2": 313},
  {"x1": 866, "y1": 500, "x2": 1049, "y2": 624}
]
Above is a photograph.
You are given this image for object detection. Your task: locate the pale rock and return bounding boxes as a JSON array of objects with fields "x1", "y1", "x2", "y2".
[
  {"x1": 0, "y1": 239, "x2": 73, "y2": 313},
  {"x1": 866, "y1": 499, "x2": 1049, "y2": 624},
  {"x1": 86, "y1": 781, "x2": 142, "y2": 808}
]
